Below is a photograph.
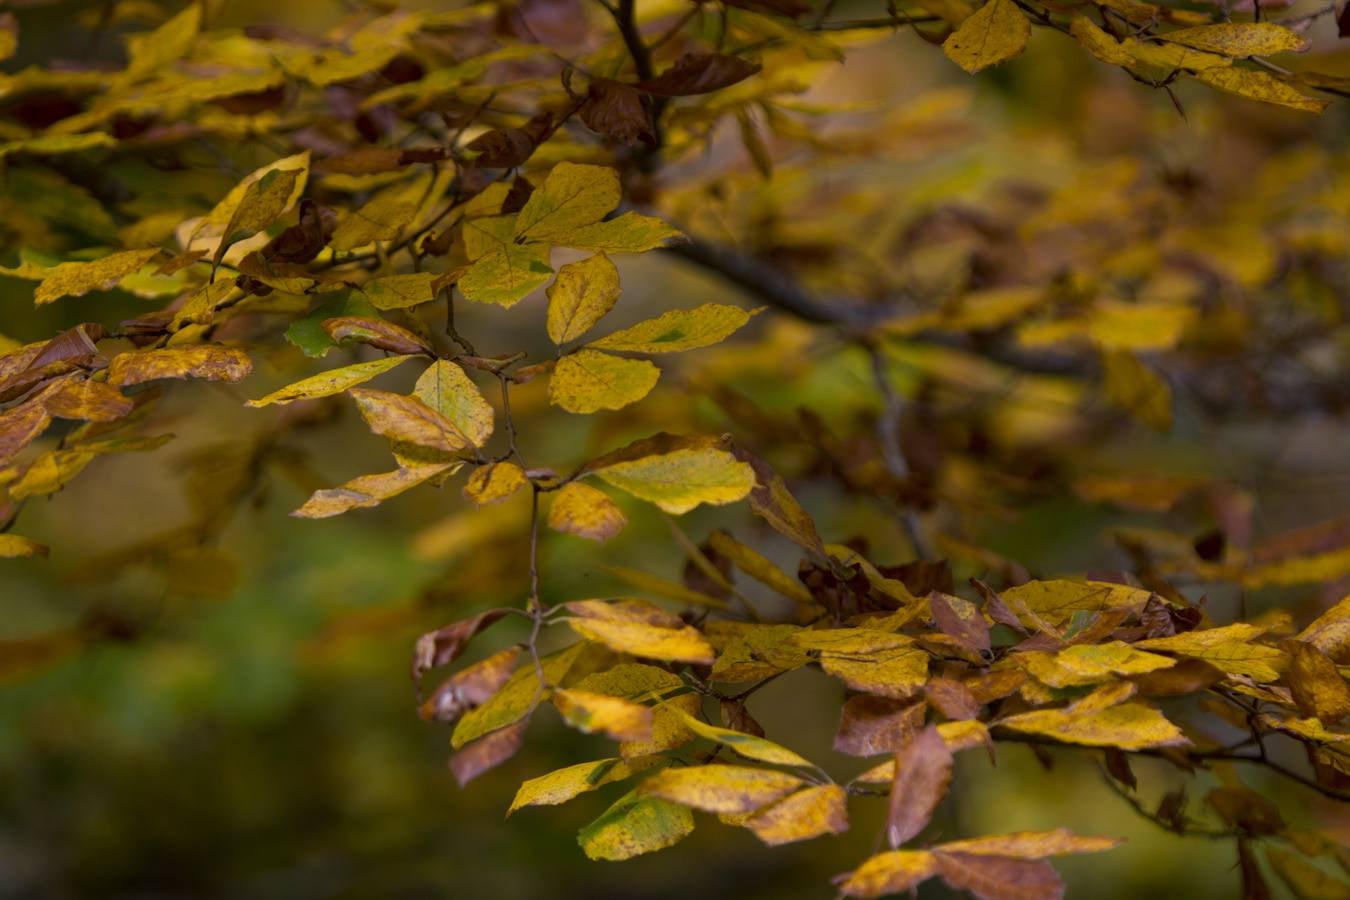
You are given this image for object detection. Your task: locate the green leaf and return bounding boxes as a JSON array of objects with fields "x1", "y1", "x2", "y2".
[{"x1": 578, "y1": 790, "x2": 694, "y2": 861}]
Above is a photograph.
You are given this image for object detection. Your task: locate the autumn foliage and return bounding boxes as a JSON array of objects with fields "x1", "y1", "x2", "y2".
[{"x1": 2, "y1": 0, "x2": 1350, "y2": 897}]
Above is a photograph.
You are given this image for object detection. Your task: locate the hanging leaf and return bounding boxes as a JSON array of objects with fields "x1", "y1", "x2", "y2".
[
  {"x1": 635, "y1": 53, "x2": 762, "y2": 96},
  {"x1": 588, "y1": 438, "x2": 755, "y2": 514},
  {"x1": 33, "y1": 249, "x2": 161, "y2": 305},
  {"x1": 549, "y1": 349, "x2": 660, "y2": 414},
  {"x1": 637, "y1": 764, "x2": 802, "y2": 814},
  {"x1": 514, "y1": 162, "x2": 621, "y2": 243},
  {"x1": 588, "y1": 304, "x2": 757, "y2": 354},
  {"x1": 942, "y1": 0, "x2": 1031, "y2": 74},
  {"x1": 107, "y1": 346, "x2": 252, "y2": 387},
  {"x1": 463, "y1": 462, "x2": 528, "y2": 505},
  {"x1": 997, "y1": 702, "x2": 1187, "y2": 750},
  {"x1": 413, "y1": 360, "x2": 495, "y2": 449},
  {"x1": 553, "y1": 688, "x2": 654, "y2": 741},
  {"x1": 578, "y1": 790, "x2": 695, "y2": 861},
  {"x1": 741, "y1": 784, "x2": 849, "y2": 846},
  {"x1": 509, "y1": 758, "x2": 635, "y2": 815},
  {"x1": 293, "y1": 463, "x2": 459, "y2": 518},
  {"x1": 246, "y1": 355, "x2": 417, "y2": 407},
  {"x1": 886, "y1": 726, "x2": 954, "y2": 847},
  {"x1": 546, "y1": 254, "x2": 621, "y2": 345},
  {"x1": 547, "y1": 482, "x2": 628, "y2": 542}
]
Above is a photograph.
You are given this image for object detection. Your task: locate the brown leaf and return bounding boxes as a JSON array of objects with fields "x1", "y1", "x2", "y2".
[
  {"x1": 972, "y1": 578, "x2": 1026, "y2": 633},
  {"x1": 1285, "y1": 640, "x2": 1350, "y2": 722},
  {"x1": 41, "y1": 379, "x2": 131, "y2": 423},
  {"x1": 322, "y1": 317, "x2": 432, "y2": 356},
  {"x1": 887, "y1": 726, "x2": 954, "y2": 847},
  {"x1": 449, "y1": 717, "x2": 529, "y2": 787},
  {"x1": 934, "y1": 852, "x2": 1065, "y2": 900},
  {"x1": 107, "y1": 346, "x2": 252, "y2": 387},
  {"x1": 733, "y1": 447, "x2": 826, "y2": 555},
  {"x1": 925, "y1": 678, "x2": 981, "y2": 720},
  {"x1": 1127, "y1": 657, "x2": 1224, "y2": 696},
  {"x1": 411, "y1": 609, "x2": 509, "y2": 691},
  {"x1": 467, "y1": 128, "x2": 535, "y2": 168},
  {"x1": 419, "y1": 646, "x2": 522, "y2": 723},
  {"x1": 636, "y1": 53, "x2": 762, "y2": 97},
  {"x1": 0, "y1": 393, "x2": 53, "y2": 467},
  {"x1": 260, "y1": 199, "x2": 335, "y2": 264},
  {"x1": 580, "y1": 79, "x2": 655, "y2": 146},
  {"x1": 835, "y1": 695, "x2": 926, "y2": 757},
  {"x1": 929, "y1": 591, "x2": 992, "y2": 658}
]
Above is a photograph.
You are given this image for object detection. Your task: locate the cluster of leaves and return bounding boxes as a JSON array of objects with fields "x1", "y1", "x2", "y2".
[{"x1": 2, "y1": 0, "x2": 1350, "y2": 897}]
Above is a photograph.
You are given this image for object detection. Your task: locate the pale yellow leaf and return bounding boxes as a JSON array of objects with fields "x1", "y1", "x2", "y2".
[
  {"x1": 591, "y1": 445, "x2": 755, "y2": 514},
  {"x1": 34, "y1": 249, "x2": 161, "y2": 305},
  {"x1": 547, "y1": 253, "x2": 621, "y2": 345}
]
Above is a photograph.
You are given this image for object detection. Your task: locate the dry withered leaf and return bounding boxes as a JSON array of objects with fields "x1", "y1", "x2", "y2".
[
  {"x1": 636, "y1": 53, "x2": 762, "y2": 97},
  {"x1": 887, "y1": 726, "x2": 954, "y2": 847}
]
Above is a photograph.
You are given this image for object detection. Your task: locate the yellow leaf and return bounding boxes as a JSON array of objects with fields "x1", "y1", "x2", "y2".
[
  {"x1": 463, "y1": 462, "x2": 527, "y2": 505},
  {"x1": 547, "y1": 253, "x2": 621, "y2": 345},
  {"x1": 515, "y1": 162, "x2": 620, "y2": 243},
  {"x1": 591, "y1": 444, "x2": 755, "y2": 515},
  {"x1": 1070, "y1": 15, "x2": 1136, "y2": 67},
  {"x1": 508, "y1": 759, "x2": 634, "y2": 815},
  {"x1": 413, "y1": 360, "x2": 494, "y2": 449},
  {"x1": 998, "y1": 702, "x2": 1187, "y2": 750},
  {"x1": 548, "y1": 482, "x2": 628, "y2": 542},
  {"x1": 1159, "y1": 23, "x2": 1309, "y2": 58},
  {"x1": 349, "y1": 387, "x2": 472, "y2": 452},
  {"x1": 246, "y1": 355, "x2": 416, "y2": 407},
  {"x1": 198, "y1": 151, "x2": 310, "y2": 234},
  {"x1": 819, "y1": 644, "x2": 931, "y2": 699},
  {"x1": 556, "y1": 212, "x2": 684, "y2": 253},
  {"x1": 578, "y1": 791, "x2": 694, "y2": 861},
  {"x1": 33, "y1": 249, "x2": 161, "y2": 305},
  {"x1": 553, "y1": 688, "x2": 654, "y2": 741},
  {"x1": 1297, "y1": 596, "x2": 1350, "y2": 660},
  {"x1": 122, "y1": 3, "x2": 200, "y2": 82},
  {"x1": 1119, "y1": 38, "x2": 1231, "y2": 71},
  {"x1": 1021, "y1": 642, "x2": 1175, "y2": 688},
  {"x1": 293, "y1": 463, "x2": 458, "y2": 519},
  {"x1": 8, "y1": 436, "x2": 170, "y2": 500},
  {"x1": 549, "y1": 349, "x2": 660, "y2": 414},
  {"x1": 999, "y1": 580, "x2": 1155, "y2": 627},
  {"x1": 0, "y1": 133, "x2": 116, "y2": 160},
  {"x1": 707, "y1": 529, "x2": 814, "y2": 606},
  {"x1": 1136, "y1": 624, "x2": 1288, "y2": 681},
  {"x1": 566, "y1": 617, "x2": 716, "y2": 665},
  {"x1": 741, "y1": 784, "x2": 849, "y2": 846},
  {"x1": 107, "y1": 345, "x2": 252, "y2": 387},
  {"x1": 588, "y1": 304, "x2": 757, "y2": 354},
  {"x1": 1102, "y1": 350, "x2": 1172, "y2": 431},
  {"x1": 675, "y1": 711, "x2": 813, "y2": 767},
  {"x1": 638, "y1": 764, "x2": 803, "y2": 814},
  {"x1": 215, "y1": 168, "x2": 301, "y2": 267},
  {"x1": 603, "y1": 565, "x2": 731, "y2": 610},
  {"x1": 361, "y1": 272, "x2": 436, "y2": 310},
  {"x1": 452, "y1": 643, "x2": 586, "y2": 748},
  {"x1": 42, "y1": 379, "x2": 132, "y2": 423},
  {"x1": 936, "y1": 828, "x2": 1123, "y2": 858},
  {"x1": 0, "y1": 534, "x2": 48, "y2": 559},
  {"x1": 839, "y1": 850, "x2": 938, "y2": 898},
  {"x1": 458, "y1": 240, "x2": 553, "y2": 307},
  {"x1": 942, "y1": 0, "x2": 1030, "y2": 74},
  {"x1": 329, "y1": 174, "x2": 429, "y2": 250},
  {"x1": 1088, "y1": 300, "x2": 1196, "y2": 351},
  {"x1": 1244, "y1": 549, "x2": 1350, "y2": 589}
]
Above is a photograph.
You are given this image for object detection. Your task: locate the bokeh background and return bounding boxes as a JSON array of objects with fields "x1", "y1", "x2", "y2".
[{"x1": 3, "y1": 0, "x2": 1349, "y2": 897}]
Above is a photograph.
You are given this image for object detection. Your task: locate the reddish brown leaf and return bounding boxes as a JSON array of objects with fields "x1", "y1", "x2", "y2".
[
  {"x1": 929, "y1": 591, "x2": 992, "y2": 658},
  {"x1": 1103, "y1": 748, "x2": 1137, "y2": 791},
  {"x1": 411, "y1": 609, "x2": 509, "y2": 691},
  {"x1": 1206, "y1": 787, "x2": 1285, "y2": 835},
  {"x1": 580, "y1": 79, "x2": 655, "y2": 146},
  {"x1": 971, "y1": 578, "x2": 1026, "y2": 633},
  {"x1": 468, "y1": 128, "x2": 535, "y2": 168},
  {"x1": 924, "y1": 678, "x2": 981, "y2": 720},
  {"x1": 835, "y1": 695, "x2": 926, "y2": 757},
  {"x1": 934, "y1": 852, "x2": 1065, "y2": 900},
  {"x1": 419, "y1": 646, "x2": 522, "y2": 723},
  {"x1": 887, "y1": 725, "x2": 954, "y2": 847},
  {"x1": 0, "y1": 394, "x2": 53, "y2": 467},
  {"x1": 42, "y1": 379, "x2": 132, "y2": 423},
  {"x1": 260, "y1": 199, "x2": 335, "y2": 265},
  {"x1": 1238, "y1": 840, "x2": 1272, "y2": 900},
  {"x1": 449, "y1": 717, "x2": 529, "y2": 787},
  {"x1": 322, "y1": 317, "x2": 433, "y2": 356},
  {"x1": 635, "y1": 53, "x2": 762, "y2": 97}
]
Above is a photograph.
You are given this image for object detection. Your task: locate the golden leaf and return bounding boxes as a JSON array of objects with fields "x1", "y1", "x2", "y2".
[
  {"x1": 591, "y1": 444, "x2": 755, "y2": 514},
  {"x1": 508, "y1": 759, "x2": 634, "y2": 815},
  {"x1": 33, "y1": 249, "x2": 161, "y2": 305},
  {"x1": 546, "y1": 253, "x2": 621, "y2": 345},
  {"x1": 547, "y1": 482, "x2": 628, "y2": 542},
  {"x1": 0, "y1": 534, "x2": 48, "y2": 559},
  {"x1": 246, "y1": 355, "x2": 417, "y2": 407},
  {"x1": 553, "y1": 688, "x2": 654, "y2": 741},
  {"x1": 360, "y1": 272, "x2": 436, "y2": 310},
  {"x1": 514, "y1": 162, "x2": 621, "y2": 243},
  {"x1": 742, "y1": 784, "x2": 849, "y2": 846},
  {"x1": 1159, "y1": 23, "x2": 1309, "y2": 58},
  {"x1": 292, "y1": 463, "x2": 459, "y2": 519},
  {"x1": 566, "y1": 617, "x2": 716, "y2": 665},
  {"x1": 674, "y1": 711, "x2": 813, "y2": 767},
  {"x1": 942, "y1": 0, "x2": 1030, "y2": 74},
  {"x1": 998, "y1": 702, "x2": 1187, "y2": 750},
  {"x1": 548, "y1": 349, "x2": 660, "y2": 414},
  {"x1": 463, "y1": 462, "x2": 527, "y2": 505},
  {"x1": 637, "y1": 764, "x2": 803, "y2": 814},
  {"x1": 413, "y1": 360, "x2": 494, "y2": 449},
  {"x1": 588, "y1": 304, "x2": 757, "y2": 354},
  {"x1": 838, "y1": 850, "x2": 938, "y2": 898},
  {"x1": 349, "y1": 387, "x2": 472, "y2": 452},
  {"x1": 107, "y1": 346, "x2": 252, "y2": 387},
  {"x1": 936, "y1": 828, "x2": 1123, "y2": 858}
]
